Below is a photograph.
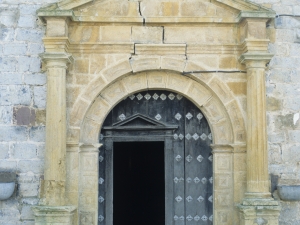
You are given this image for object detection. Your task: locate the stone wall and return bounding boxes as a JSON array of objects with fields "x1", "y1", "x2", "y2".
[
  {"x1": 250, "y1": 0, "x2": 300, "y2": 224},
  {"x1": 0, "y1": 0, "x2": 300, "y2": 224},
  {"x1": 0, "y1": 0, "x2": 56, "y2": 224}
]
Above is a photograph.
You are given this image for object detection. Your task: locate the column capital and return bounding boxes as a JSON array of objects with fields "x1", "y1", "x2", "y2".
[
  {"x1": 239, "y1": 53, "x2": 273, "y2": 68},
  {"x1": 40, "y1": 52, "x2": 74, "y2": 68}
]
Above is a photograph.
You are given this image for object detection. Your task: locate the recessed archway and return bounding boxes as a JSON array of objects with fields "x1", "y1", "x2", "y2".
[{"x1": 71, "y1": 68, "x2": 246, "y2": 224}]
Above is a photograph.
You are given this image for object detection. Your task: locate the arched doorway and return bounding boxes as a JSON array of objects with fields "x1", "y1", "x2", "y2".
[{"x1": 99, "y1": 90, "x2": 213, "y2": 224}]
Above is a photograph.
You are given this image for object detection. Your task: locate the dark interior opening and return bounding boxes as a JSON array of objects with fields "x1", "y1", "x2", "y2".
[{"x1": 113, "y1": 141, "x2": 165, "y2": 225}]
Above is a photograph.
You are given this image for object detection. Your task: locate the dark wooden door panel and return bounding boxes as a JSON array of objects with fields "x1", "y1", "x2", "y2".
[{"x1": 99, "y1": 90, "x2": 213, "y2": 225}]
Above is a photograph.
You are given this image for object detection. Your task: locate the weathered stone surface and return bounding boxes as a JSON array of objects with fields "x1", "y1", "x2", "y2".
[
  {"x1": 2, "y1": 0, "x2": 300, "y2": 224},
  {"x1": 13, "y1": 107, "x2": 36, "y2": 126}
]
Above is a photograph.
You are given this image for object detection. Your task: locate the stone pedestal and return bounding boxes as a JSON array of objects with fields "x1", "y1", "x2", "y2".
[
  {"x1": 32, "y1": 206, "x2": 76, "y2": 225},
  {"x1": 239, "y1": 199, "x2": 280, "y2": 225}
]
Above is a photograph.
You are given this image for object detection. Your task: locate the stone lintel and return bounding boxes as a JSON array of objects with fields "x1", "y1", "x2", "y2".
[
  {"x1": 33, "y1": 205, "x2": 76, "y2": 225},
  {"x1": 239, "y1": 53, "x2": 274, "y2": 65},
  {"x1": 135, "y1": 44, "x2": 186, "y2": 55},
  {"x1": 40, "y1": 52, "x2": 74, "y2": 66}
]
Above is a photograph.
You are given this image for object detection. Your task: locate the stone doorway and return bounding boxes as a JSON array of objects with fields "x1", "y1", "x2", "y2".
[
  {"x1": 99, "y1": 90, "x2": 213, "y2": 225},
  {"x1": 113, "y1": 141, "x2": 165, "y2": 225}
]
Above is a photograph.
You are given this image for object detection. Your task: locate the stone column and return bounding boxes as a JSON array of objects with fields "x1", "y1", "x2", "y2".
[
  {"x1": 239, "y1": 53, "x2": 280, "y2": 225},
  {"x1": 33, "y1": 53, "x2": 76, "y2": 225},
  {"x1": 241, "y1": 54, "x2": 272, "y2": 198},
  {"x1": 40, "y1": 52, "x2": 74, "y2": 206}
]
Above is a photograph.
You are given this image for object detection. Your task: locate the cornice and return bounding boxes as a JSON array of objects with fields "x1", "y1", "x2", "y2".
[
  {"x1": 40, "y1": 52, "x2": 74, "y2": 64},
  {"x1": 239, "y1": 52, "x2": 274, "y2": 64}
]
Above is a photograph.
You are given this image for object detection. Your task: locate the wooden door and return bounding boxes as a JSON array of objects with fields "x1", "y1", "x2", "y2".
[{"x1": 98, "y1": 90, "x2": 213, "y2": 225}]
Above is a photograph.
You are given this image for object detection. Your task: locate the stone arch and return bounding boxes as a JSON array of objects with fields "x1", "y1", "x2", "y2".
[{"x1": 69, "y1": 58, "x2": 245, "y2": 146}]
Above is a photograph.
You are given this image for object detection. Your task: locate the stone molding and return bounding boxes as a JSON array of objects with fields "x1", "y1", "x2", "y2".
[
  {"x1": 36, "y1": 0, "x2": 280, "y2": 224},
  {"x1": 32, "y1": 206, "x2": 77, "y2": 225}
]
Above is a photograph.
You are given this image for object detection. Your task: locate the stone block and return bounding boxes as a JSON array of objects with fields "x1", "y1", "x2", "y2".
[
  {"x1": 226, "y1": 82, "x2": 246, "y2": 96},
  {"x1": 20, "y1": 205, "x2": 34, "y2": 220},
  {"x1": 82, "y1": 75, "x2": 107, "y2": 101},
  {"x1": 209, "y1": 77, "x2": 232, "y2": 104},
  {"x1": 29, "y1": 126, "x2": 45, "y2": 142},
  {"x1": 18, "y1": 16, "x2": 36, "y2": 28},
  {"x1": 0, "y1": 28, "x2": 14, "y2": 41},
  {"x1": 28, "y1": 43, "x2": 44, "y2": 55},
  {"x1": 146, "y1": 71, "x2": 168, "y2": 89},
  {"x1": 89, "y1": 54, "x2": 106, "y2": 74},
  {"x1": 0, "y1": 73, "x2": 23, "y2": 85},
  {"x1": 0, "y1": 106, "x2": 12, "y2": 124},
  {"x1": 74, "y1": 59, "x2": 89, "y2": 74},
  {"x1": 0, "y1": 126, "x2": 28, "y2": 142},
  {"x1": 163, "y1": 2, "x2": 179, "y2": 16},
  {"x1": 11, "y1": 143, "x2": 37, "y2": 159},
  {"x1": 16, "y1": 29, "x2": 44, "y2": 42},
  {"x1": 17, "y1": 56, "x2": 41, "y2": 73},
  {"x1": 130, "y1": 56, "x2": 160, "y2": 73},
  {"x1": 18, "y1": 182, "x2": 39, "y2": 197},
  {"x1": 132, "y1": 26, "x2": 163, "y2": 44},
  {"x1": 46, "y1": 19, "x2": 67, "y2": 37},
  {"x1": 36, "y1": 144, "x2": 45, "y2": 159},
  {"x1": 269, "y1": 143, "x2": 282, "y2": 164},
  {"x1": 35, "y1": 109, "x2": 45, "y2": 126},
  {"x1": 100, "y1": 26, "x2": 131, "y2": 42},
  {"x1": 276, "y1": 29, "x2": 295, "y2": 42},
  {"x1": 70, "y1": 98, "x2": 90, "y2": 126},
  {"x1": 161, "y1": 56, "x2": 186, "y2": 72},
  {"x1": 185, "y1": 55, "x2": 219, "y2": 71},
  {"x1": 13, "y1": 107, "x2": 36, "y2": 126},
  {"x1": 0, "y1": 160, "x2": 17, "y2": 170},
  {"x1": 121, "y1": 73, "x2": 147, "y2": 94},
  {"x1": 102, "y1": 60, "x2": 132, "y2": 82},
  {"x1": 33, "y1": 86, "x2": 46, "y2": 108},
  {"x1": 3, "y1": 43, "x2": 27, "y2": 55},
  {"x1": 290, "y1": 43, "x2": 300, "y2": 56},
  {"x1": 0, "y1": 85, "x2": 11, "y2": 105},
  {"x1": 140, "y1": 2, "x2": 162, "y2": 17},
  {"x1": 275, "y1": 114, "x2": 295, "y2": 129},
  {"x1": 272, "y1": 4, "x2": 293, "y2": 15},
  {"x1": 101, "y1": 81, "x2": 127, "y2": 105},
  {"x1": 0, "y1": 8, "x2": 19, "y2": 27},
  {"x1": 284, "y1": 97, "x2": 300, "y2": 111},
  {"x1": 0, "y1": 143, "x2": 9, "y2": 159},
  {"x1": 267, "y1": 96, "x2": 282, "y2": 111},
  {"x1": 11, "y1": 85, "x2": 31, "y2": 106},
  {"x1": 18, "y1": 160, "x2": 44, "y2": 174},
  {"x1": 268, "y1": 132, "x2": 286, "y2": 143},
  {"x1": 0, "y1": 57, "x2": 17, "y2": 72},
  {"x1": 219, "y1": 55, "x2": 238, "y2": 69},
  {"x1": 288, "y1": 130, "x2": 300, "y2": 143},
  {"x1": 24, "y1": 73, "x2": 46, "y2": 85},
  {"x1": 19, "y1": 4, "x2": 39, "y2": 15},
  {"x1": 181, "y1": 2, "x2": 209, "y2": 17},
  {"x1": 85, "y1": 96, "x2": 110, "y2": 124},
  {"x1": 294, "y1": 5, "x2": 300, "y2": 16}
]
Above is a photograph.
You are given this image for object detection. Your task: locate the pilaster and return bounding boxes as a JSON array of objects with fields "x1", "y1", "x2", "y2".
[
  {"x1": 238, "y1": 52, "x2": 281, "y2": 224},
  {"x1": 39, "y1": 52, "x2": 74, "y2": 206}
]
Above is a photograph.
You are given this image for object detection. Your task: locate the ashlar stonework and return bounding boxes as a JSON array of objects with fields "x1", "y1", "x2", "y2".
[{"x1": 32, "y1": 0, "x2": 281, "y2": 224}]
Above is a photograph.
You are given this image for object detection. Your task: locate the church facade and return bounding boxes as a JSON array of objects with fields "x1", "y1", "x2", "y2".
[{"x1": 0, "y1": 0, "x2": 300, "y2": 224}]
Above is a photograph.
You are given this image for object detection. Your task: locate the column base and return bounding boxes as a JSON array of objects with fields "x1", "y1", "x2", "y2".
[
  {"x1": 238, "y1": 198, "x2": 281, "y2": 225},
  {"x1": 32, "y1": 205, "x2": 76, "y2": 225}
]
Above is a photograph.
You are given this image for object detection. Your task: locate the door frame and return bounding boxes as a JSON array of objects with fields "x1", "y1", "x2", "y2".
[{"x1": 101, "y1": 114, "x2": 178, "y2": 225}]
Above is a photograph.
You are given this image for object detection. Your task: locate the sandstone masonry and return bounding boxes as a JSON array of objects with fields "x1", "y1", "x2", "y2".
[{"x1": 0, "y1": 0, "x2": 300, "y2": 225}]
